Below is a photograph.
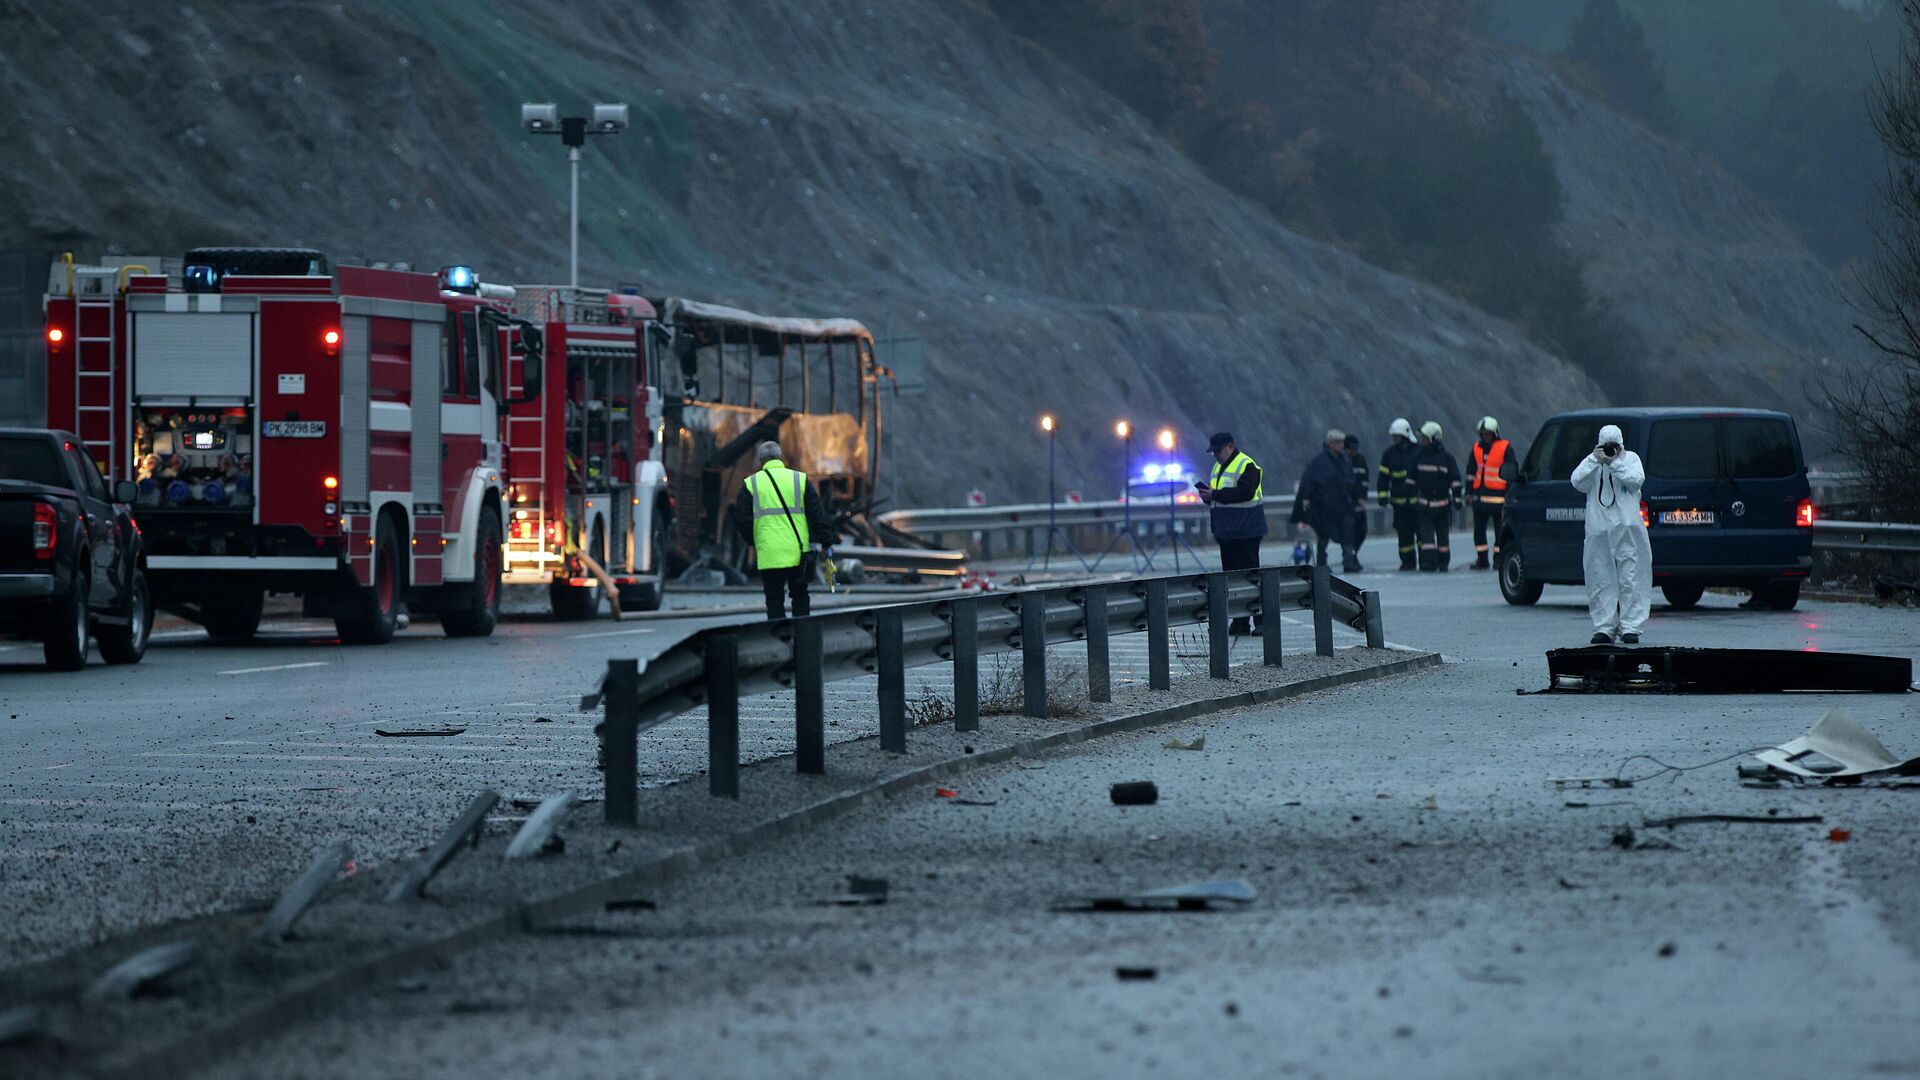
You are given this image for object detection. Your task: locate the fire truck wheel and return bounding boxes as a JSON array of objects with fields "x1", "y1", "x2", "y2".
[
  {"x1": 443, "y1": 511, "x2": 502, "y2": 638},
  {"x1": 202, "y1": 589, "x2": 265, "y2": 641},
  {"x1": 42, "y1": 568, "x2": 90, "y2": 672},
  {"x1": 337, "y1": 523, "x2": 403, "y2": 645}
]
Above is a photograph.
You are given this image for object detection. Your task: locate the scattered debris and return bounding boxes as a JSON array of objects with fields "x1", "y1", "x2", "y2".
[
  {"x1": 385, "y1": 789, "x2": 499, "y2": 903},
  {"x1": 1643, "y1": 814, "x2": 1822, "y2": 828},
  {"x1": 85, "y1": 941, "x2": 197, "y2": 1000},
  {"x1": 1564, "y1": 801, "x2": 1633, "y2": 809},
  {"x1": 374, "y1": 727, "x2": 466, "y2": 737},
  {"x1": 1609, "y1": 824, "x2": 1679, "y2": 851},
  {"x1": 951, "y1": 798, "x2": 998, "y2": 806},
  {"x1": 1550, "y1": 776, "x2": 1633, "y2": 790},
  {"x1": 1541, "y1": 646, "x2": 1912, "y2": 693},
  {"x1": 1829, "y1": 828, "x2": 1852, "y2": 843},
  {"x1": 260, "y1": 841, "x2": 353, "y2": 942},
  {"x1": 0, "y1": 1006, "x2": 45, "y2": 1045},
  {"x1": 1749, "y1": 708, "x2": 1920, "y2": 781},
  {"x1": 1110, "y1": 781, "x2": 1160, "y2": 806},
  {"x1": 1557, "y1": 877, "x2": 1584, "y2": 890},
  {"x1": 1055, "y1": 878, "x2": 1256, "y2": 913},
  {"x1": 1163, "y1": 736, "x2": 1206, "y2": 751},
  {"x1": 1115, "y1": 967, "x2": 1158, "y2": 981},
  {"x1": 934, "y1": 787, "x2": 958, "y2": 798},
  {"x1": 1657, "y1": 942, "x2": 1677, "y2": 957},
  {"x1": 823, "y1": 875, "x2": 890, "y2": 906},
  {"x1": 605, "y1": 898, "x2": 658, "y2": 912},
  {"x1": 534, "y1": 716, "x2": 553, "y2": 723},
  {"x1": 503, "y1": 791, "x2": 577, "y2": 861}
]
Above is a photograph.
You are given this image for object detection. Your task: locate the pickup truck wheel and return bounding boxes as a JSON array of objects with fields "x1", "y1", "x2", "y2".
[
  {"x1": 98, "y1": 571, "x2": 151, "y2": 665},
  {"x1": 1753, "y1": 581, "x2": 1801, "y2": 611},
  {"x1": 443, "y1": 512, "x2": 502, "y2": 638},
  {"x1": 1497, "y1": 544, "x2": 1543, "y2": 607},
  {"x1": 42, "y1": 569, "x2": 89, "y2": 671},
  {"x1": 337, "y1": 523, "x2": 402, "y2": 645}
]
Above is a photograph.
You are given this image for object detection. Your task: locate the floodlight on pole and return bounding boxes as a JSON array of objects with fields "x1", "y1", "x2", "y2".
[
  {"x1": 1157, "y1": 428, "x2": 1175, "y2": 452},
  {"x1": 521, "y1": 100, "x2": 629, "y2": 288}
]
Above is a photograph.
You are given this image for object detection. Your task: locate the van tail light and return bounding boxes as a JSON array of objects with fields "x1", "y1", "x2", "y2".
[
  {"x1": 1796, "y1": 499, "x2": 1815, "y2": 527},
  {"x1": 1639, "y1": 501, "x2": 1650, "y2": 528},
  {"x1": 32, "y1": 502, "x2": 57, "y2": 560}
]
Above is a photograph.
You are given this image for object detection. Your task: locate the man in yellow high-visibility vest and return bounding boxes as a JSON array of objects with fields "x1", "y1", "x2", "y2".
[{"x1": 730, "y1": 441, "x2": 834, "y2": 619}]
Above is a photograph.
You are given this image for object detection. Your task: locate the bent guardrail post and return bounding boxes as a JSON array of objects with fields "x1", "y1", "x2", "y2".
[
  {"x1": 707, "y1": 632, "x2": 740, "y2": 798},
  {"x1": 1206, "y1": 572, "x2": 1230, "y2": 679},
  {"x1": 1312, "y1": 561, "x2": 1334, "y2": 657},
  {"x1": 1145, "y1": 578, "x2": 1171, "y2": 690},
  {"x1": 1020, "y1": 590, "x2": 1048, "y2": 718},
  {"x1": 952, "y1": 595, "x2": 980, "y2": 731},
  {"x1": 1259, "y1": 568, "x2": 1284, "y2": 667},
  {"x1": 1082, "y1": 584, "x2": 1111, "y2": 703},
  {"x1": 387, "y1": 789, "x2": 502, "y2": 900},
  {"x1": 1362, "y1": 590, "x2": 1384, "y2": 649},
  {"x1": 602, "y1": 660, "x2": 640, "y2": 825},
  {"x1": 795, "y1": 617, "x2": 826, "y2": 774},
  {"x1": 260, "y1": 840, "x2": 353, "y2": 942},
  {"x1": 877, "y1": 608, "x2": 907, "y2": 752}
]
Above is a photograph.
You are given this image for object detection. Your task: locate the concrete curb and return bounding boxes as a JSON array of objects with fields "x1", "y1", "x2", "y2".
[{"x1": 111, "y1": 651, "x2": 1440, "y2": 1079}]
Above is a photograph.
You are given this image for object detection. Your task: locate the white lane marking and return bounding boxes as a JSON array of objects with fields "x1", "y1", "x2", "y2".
[
  {"x1": 217, "y1": 661, "x2": 329, "y2": 675},
  {"x1": 567, "y1": 627, "x2": 659, "y2": 639}
]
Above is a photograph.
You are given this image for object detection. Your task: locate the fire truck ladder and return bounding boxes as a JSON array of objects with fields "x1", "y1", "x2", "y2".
[
  {"x1": 506, "y1": 410, "x2": 551, "y2": 577},
  {"x1": 74, "y1": 292, "x2": 118, "y2": 469}
]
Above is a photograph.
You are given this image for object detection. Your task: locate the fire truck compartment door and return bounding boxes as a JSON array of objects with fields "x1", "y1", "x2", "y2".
[{"x1": 134, "y1": 312, "x2": 254, "y2": 399}]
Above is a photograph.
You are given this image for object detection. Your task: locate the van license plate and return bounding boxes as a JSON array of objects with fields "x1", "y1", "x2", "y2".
[
  {"x1": 263, "y1": 421, "x2": 327, "y2": 438},
  {"x1": 1659, "y1": 509, "x2": 1715, "y2": 525}
]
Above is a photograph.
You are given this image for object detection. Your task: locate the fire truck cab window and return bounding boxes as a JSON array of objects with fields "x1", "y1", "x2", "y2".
[
  {"x1": 461, "y1": 312, "x2": 481, "y2": 400},
  {"x1": 478, "y1": 312, "x2": 502, "y2": 399}
]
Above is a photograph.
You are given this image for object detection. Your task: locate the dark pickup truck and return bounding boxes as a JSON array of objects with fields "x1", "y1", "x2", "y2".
[{"x1": 0, "y1": 429, "x2": 150, "y2": 669}]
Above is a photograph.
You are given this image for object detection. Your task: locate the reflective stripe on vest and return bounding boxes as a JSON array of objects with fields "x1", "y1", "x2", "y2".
[
  {"x1": 746, "y1": 464, "x2": 808, "y2": 570},
  {"x1": 1209, "y1": 452, "x2": 1263, "y2": 508},
  {"x1": 1471, "y1": 439, "x2": 1511, "y2": 493}
]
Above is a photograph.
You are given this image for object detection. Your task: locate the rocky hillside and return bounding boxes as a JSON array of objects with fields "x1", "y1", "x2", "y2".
[{"x1": 0, "y1": 0, "x2": 1851, "y2": 503}]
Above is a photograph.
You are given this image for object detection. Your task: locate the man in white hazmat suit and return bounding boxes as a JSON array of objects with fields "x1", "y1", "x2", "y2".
[{"x1": 1569, "y1": 423, "x2": 1652, "y2": 644}]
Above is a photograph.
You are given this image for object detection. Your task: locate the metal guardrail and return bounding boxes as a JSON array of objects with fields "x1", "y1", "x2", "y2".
[
  {"x1": 1812, "y1": 520, "x2": 1920, "y2": 557},
  {"x1": 584, "y1": 563, "x2": 1384, "y2": 823},
  {"x1": 878, "y1": 496, "x2": 1468, "y2": 563}
]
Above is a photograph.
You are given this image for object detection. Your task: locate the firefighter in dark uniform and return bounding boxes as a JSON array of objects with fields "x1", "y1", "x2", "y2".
[
  {"x1": 1467, "y1": 416, "x2": 1519, "y2": 570},
  {"x1": 1412, "y1": 421, "x2": 1463, "y2": 572},
  {"x1": 1376, "y1": 418, "x2": 1419, "y2": 571}
]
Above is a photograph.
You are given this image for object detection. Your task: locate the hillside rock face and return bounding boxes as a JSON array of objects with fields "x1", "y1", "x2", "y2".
[
  {"x1": 3, "y1": 0, "x2": 1831, "y2": 506},
  {"x1": 1499, "y1": 56, "x2": 1860, "y2": 440}
]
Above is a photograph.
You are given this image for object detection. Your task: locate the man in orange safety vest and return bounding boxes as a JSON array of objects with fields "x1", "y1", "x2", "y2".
[{"x1": 1468, "y1": 416, "x2": 1518, "y2": 570}]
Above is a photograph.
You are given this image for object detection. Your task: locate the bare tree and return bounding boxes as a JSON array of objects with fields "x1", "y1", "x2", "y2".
[{"x1": 1835, "y1": 1, "x2": 1920, "y2": 519}]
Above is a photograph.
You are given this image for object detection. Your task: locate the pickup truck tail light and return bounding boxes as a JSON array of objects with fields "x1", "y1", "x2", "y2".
[
  {"x1": 1796, "y1": 499, "x2": 1815, "y2": 527},
  {"x1": 32, "y1": 502, "x2": 56, "y2": 560},
  {"x1": 1639, "y1": 501, "x2": 1650, "y2": 528}
]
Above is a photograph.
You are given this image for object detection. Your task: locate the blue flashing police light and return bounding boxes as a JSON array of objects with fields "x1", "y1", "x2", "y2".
[{"x1": 440, "y1": 265, "x2": 480, "y2": 293}]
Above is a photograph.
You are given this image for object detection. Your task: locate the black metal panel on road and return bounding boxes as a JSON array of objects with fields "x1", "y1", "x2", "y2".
[{"x1": 1544, "y1": 646, "x2": 1914, "y2": 694}]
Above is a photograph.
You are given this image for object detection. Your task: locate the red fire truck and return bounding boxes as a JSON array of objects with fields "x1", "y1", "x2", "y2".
[
  {"x1": 42, "y1": 249, "x2": 534, "y2": 642},
  {"x1": 500, "y1": 285, "x2": 668, "y2": 618}
]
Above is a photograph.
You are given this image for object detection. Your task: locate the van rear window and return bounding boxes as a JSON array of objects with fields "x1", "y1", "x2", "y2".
[
  {"x1": 1724, "y1": 418, "x2": 1797, "y2": 478},
  {"x1": 1647, "y1": 419, "x2": 1718, "y2": 480},
  {"x1": 0, "y1": 436, "x2": 67, "y2": 487}
]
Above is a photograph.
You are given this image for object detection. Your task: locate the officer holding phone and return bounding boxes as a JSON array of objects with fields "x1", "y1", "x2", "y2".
[
  {"x1": 1194, "y1": 432, "x2": 1266, "y2": 633},
  {"x1": 1569, "y1": 423, "x2": 1651, "y2": 644}
]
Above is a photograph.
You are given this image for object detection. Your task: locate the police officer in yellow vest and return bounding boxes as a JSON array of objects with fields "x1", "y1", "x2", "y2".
[
  {"x1": 730, "y1": 441, "x2": 834, "y2": 620},
  {"x1": 1194, "y1": 431, "x2": 1266, "y2": 633}
]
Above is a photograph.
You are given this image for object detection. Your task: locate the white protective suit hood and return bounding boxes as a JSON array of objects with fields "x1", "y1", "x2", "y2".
[{"x1": 1569, "y1": 423, "x2": 1651, "y2": 636}]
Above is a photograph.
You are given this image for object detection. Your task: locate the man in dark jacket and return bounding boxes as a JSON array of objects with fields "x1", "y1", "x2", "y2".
[
  {"x1": 1412, "y1": 421, "x2": 1463, "y2": 572},
  {"x1": 1291, "y1": 429, "x2": 1359, "y2": 572},
  {"x1": 1194, "y1": 431, "x2": 1267, "y2": 632},
  {"x1": 1343, "y1": 432, "x2": 1369, "y2": 567},
  {"x1": 1376, "y1": 418, "x2": 1419, "y2": 570},
  {"x1": 730, "y1": 441, "x2": 835, "y2": 619}
]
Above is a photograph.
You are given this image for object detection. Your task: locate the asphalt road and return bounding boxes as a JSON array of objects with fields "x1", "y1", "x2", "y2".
[{"x1": 104, "y1": 551, "x2": 1920, "y2": 1078}]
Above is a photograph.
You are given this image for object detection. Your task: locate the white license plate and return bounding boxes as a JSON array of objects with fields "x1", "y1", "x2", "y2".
[
  {"x1": 262, "y1": 420, "x2": 327, "y2": 438},
  {"x1": 1659, "y1": 509, "x2": 1716, "y2": 525}
]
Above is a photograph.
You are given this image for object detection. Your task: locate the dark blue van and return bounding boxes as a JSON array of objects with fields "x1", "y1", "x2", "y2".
[{"x1": 1496, "y1": 408, "x2": 1814, "y2": 611}]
